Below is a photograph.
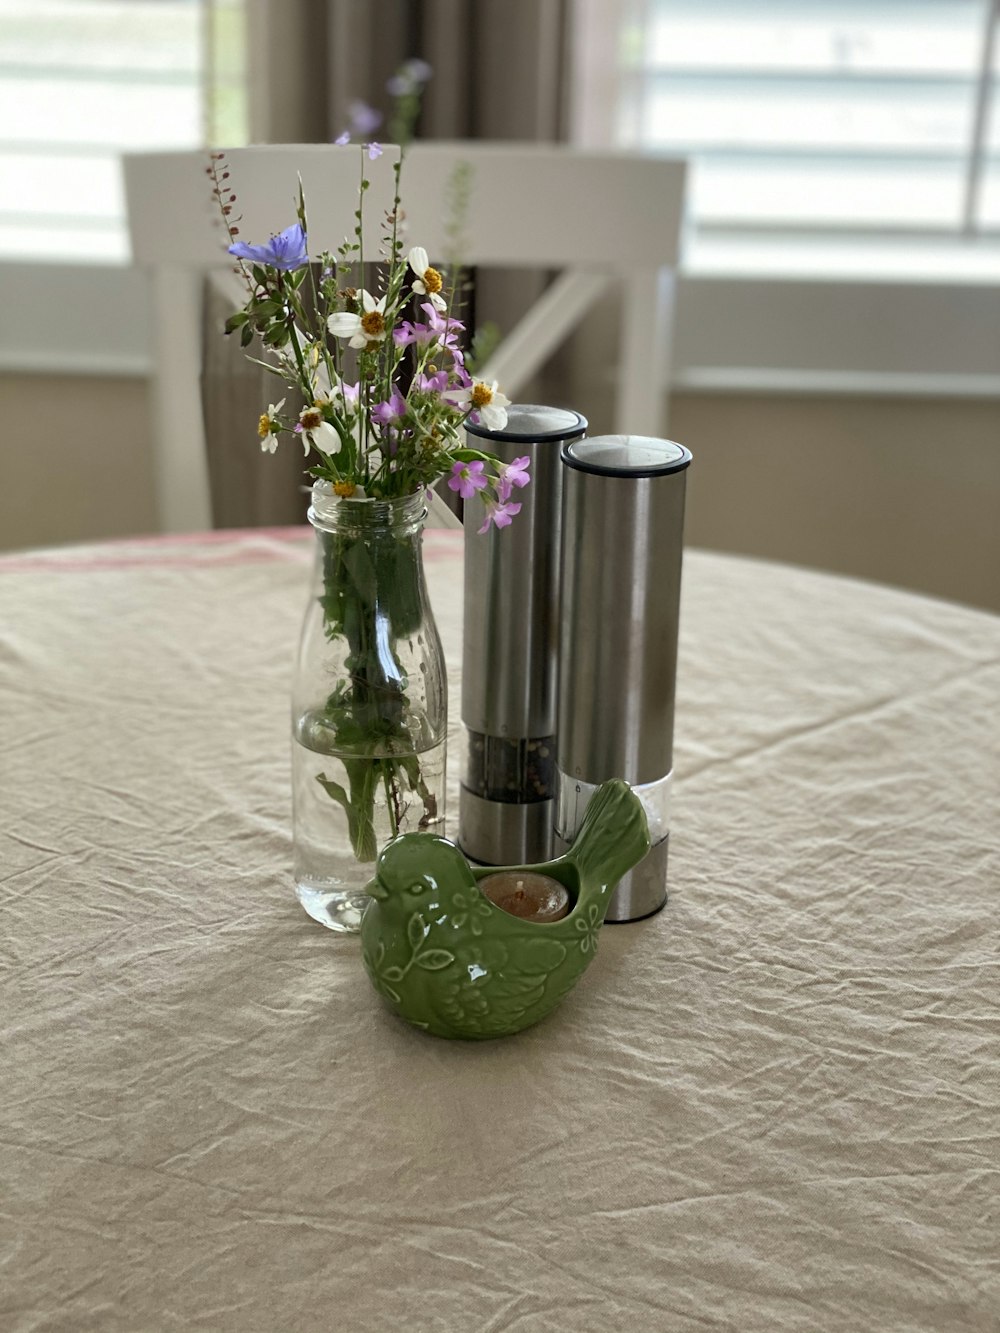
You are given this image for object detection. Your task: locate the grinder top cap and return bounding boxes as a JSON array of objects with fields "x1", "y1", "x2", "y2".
[
  {"x1": 464, "y1": 403, "x2": 587, "y2": 443},
  {"x1": 563, "y1": 435, "x2": 692, "y2": 478}
]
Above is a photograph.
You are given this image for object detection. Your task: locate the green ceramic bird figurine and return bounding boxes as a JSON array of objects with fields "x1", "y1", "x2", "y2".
[{"x1": 360, "y1": 779, "x2": 651, "y2": 1040}]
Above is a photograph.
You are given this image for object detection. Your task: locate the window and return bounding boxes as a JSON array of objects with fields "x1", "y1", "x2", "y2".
[
  {"x1": 570, "y1": 0, "x2": 1000, "y2": 393},
  {"x1": 0, "y1": 0, "x2": 247, "y2": 263},
  {"x1": 576, "y1": 0, "x2": 1000, "y2": 276}
]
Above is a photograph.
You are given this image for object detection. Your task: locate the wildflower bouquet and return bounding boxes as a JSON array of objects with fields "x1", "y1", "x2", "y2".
[
  {"x1": 210, "y1": 123, "x2": 527, "y2": 918},
  {"x1": 209, "y1": 150, "x2": 523, "y2": 526}
]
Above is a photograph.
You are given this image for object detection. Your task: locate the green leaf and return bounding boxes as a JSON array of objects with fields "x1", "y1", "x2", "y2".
[
  {"x1": 415, "y1": 949, "x2": 455, "y2": 971},
  {"x1": 224, "y1": 310, "x2": 249, "y2": 333},
  {"x1": 339, "y1": 756, "x2": 380, "y2": 861},
  {"x1": 264, "y1": 323, "x2": 290, "y2": 347},
  {"x1": 451, "y1": 447, "x2": 494, "y2": 464},
  {"x1": 250, "y1": 298, "x2": 282, "y2": 318},
  {"x1": 244, "y1": 354, "x2": 286, "y2": 377},
  {"x1": 315, "y1": 769, "x2": 376, "y2": 862},
  {"x1": 240, "y1": 322, "x2": 255, "y2": 347},
  {"x1": 341, "y1": 539, "x2": 378, "y2": 605}
]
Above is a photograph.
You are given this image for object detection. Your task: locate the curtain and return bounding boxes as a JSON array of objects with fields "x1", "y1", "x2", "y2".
[{"x1": 203, "y1": 0, "x2": 573, "y2": 527}]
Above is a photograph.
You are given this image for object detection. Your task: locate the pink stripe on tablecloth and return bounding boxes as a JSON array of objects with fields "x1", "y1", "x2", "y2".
[{"x1": 0, "y1": 526, "x2": 463, "y2": 574}]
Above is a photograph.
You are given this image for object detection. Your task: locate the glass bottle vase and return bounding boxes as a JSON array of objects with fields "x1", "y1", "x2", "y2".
[{"x1": 292, "y1": 482, "x2": 447, "y2": 931}]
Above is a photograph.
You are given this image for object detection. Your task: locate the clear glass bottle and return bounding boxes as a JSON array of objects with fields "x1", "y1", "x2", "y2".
[{"x1": 292, "y1": 482, "x2": 447, "y2": 931}]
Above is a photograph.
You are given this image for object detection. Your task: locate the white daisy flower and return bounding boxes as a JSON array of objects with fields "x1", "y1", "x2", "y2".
[
  {"x1": 297, "y1": 405, "x2": 340, "y2": 456},
  {"x1": 327, "y1": 290, "x2": 389, "y2": 348},
  {"x1": 407, "y1": 246, "x2": 447, "y2": 311},
  {"x1": 257, "y1": 398, "x2": 285, "y2": 453},
  {"x1": 447, "y1": 380, "x2": 511, "y2": 432}
]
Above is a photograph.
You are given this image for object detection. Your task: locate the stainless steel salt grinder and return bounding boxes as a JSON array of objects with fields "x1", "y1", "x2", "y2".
[
  {"x1": 459, "y1": 404, "x2": 588, "y2": 866},
  {"x1": 556, "y1": 436, "x2": 693, "y2": 921}
]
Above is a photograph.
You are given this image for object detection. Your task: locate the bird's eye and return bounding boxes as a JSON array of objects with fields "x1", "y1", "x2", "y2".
[{"x1": 406, "y1": 880, "x2": 427, "y2": 896}]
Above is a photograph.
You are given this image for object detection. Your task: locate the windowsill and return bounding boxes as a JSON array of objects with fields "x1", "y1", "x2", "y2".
[{"x1": 0, "y1": 259, "x2": 150, "y2": 377}]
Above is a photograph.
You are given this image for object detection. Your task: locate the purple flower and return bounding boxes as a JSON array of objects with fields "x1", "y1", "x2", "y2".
[
  {"x1": 421, "y1": 303, "x2": 464, "y2": 341},
  {"x1": 417, "y1": 369, "x2": 449, "y2": 393},
  {"x1": 387, "y1": 59, "x2": 433, "y2": 96},
  {"x1": 372, "y1": 388, "x2": 407, "y2": 457},
  {"x1": 228, "y1": 223, "x2": 308, "y2": 271},
  {"x1": 366, "y1": 142, "x2": 383, "y2": 160},
  {"x1": 392, "y1": 319, "x2": 435, "y2": 349},
  {"x1": 334, "y1": 130, "x2": 351, "y2": 146},
  {"x1": 477, "y1": 498, "x2": 522, "y2": 534},
  {"x1": 348, "y1": 100, "x2": 383, "y2": 136},
  {"x1": 496, "y1": 455, "x2": 531, "y2": 502},
  {"x1": 447, "y1": 460, "x2": 488, "y2": 501},
  {"x1": 372, "y1": 388, "x2": 407, "y2": 427}
]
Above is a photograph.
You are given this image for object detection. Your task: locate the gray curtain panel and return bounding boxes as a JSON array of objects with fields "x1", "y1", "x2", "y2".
[
  {"x1": 203, "y1": 0, "x2": 573, "y2": 528},
  {"x1": 202, "y1": 275, "x2": 311, "y2": 528}
]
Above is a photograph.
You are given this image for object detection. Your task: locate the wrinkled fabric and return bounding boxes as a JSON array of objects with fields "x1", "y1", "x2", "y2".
[{"x1": 1, "y1": 530, "x2": 998, "y2": 1333}]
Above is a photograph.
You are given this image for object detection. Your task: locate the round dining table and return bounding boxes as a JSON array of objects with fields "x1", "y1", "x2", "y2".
[{"x1": 2, "y1": 527, "x2": 998, "y2": 1333}]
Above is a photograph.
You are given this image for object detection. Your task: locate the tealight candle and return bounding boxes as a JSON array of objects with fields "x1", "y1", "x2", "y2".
[{"x1": 478, "y1": 871, "x2": 571, "y2": 922}]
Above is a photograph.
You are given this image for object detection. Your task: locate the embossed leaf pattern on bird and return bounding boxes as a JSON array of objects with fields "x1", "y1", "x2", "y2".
[
  {"x1": 407, "y1": 912, "x2": 429, "y2": 950},
  {"x1": 415, "y1": 950, "x2": 455, "y2": 970}
]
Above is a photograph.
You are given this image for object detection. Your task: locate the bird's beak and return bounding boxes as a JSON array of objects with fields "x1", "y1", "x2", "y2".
[{"x1": 365, "y1": 876, "x2": 388, "y2": 902}]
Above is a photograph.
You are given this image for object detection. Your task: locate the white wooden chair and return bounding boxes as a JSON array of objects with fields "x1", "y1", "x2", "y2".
[{"x1": 123, "y1": 142, "x2": 687, "y2": 532}]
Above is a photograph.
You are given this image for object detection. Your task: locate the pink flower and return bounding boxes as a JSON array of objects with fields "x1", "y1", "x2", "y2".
[
  {"x1": 496, "y1": 455, "x2": 531, "y2": 502},
  {"x1": 421, "y1": 303, "x2": 464, "y2": 350},
  {"x1": 393, "y1": 319, "x2": 435, "y2": 349},
  {"x1": 416, "y1": 369, "x2": 449, "y2": 393},
  {"x1": 477, "y1": 498, "x2": 522, "y2": 534},
  {"x1": 447, "y1": 460, "x2": 488, "y2": 500},
  {"x1": 372, "y1": 388, "x2": 407, "y2": 427},
  {"x1": 372, "y1": 388, "x2": 407, "y2": 457}
]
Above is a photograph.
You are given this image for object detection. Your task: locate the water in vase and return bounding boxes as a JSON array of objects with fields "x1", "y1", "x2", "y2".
[{"x1": 292, "y1": 710, "x2": 446, "y2": 932}]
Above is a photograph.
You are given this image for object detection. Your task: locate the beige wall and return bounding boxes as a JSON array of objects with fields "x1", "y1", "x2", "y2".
[
  {"x1": 0, "y1": 372, "x2": 156, "y2": 550},
  {"x1": 673, "y1": 392, "x2": 1000, "y2": 615},
  {"x1": 1, "y1": 371, "x2": 998, "y2": 614}
]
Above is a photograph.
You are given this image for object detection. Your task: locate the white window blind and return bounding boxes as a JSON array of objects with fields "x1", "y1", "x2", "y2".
[
  {"x1": 0, "y1": 0, "x2": 246, "y2": 263},
  {"x1": 613, "y1": 0, "x2": 999, "y2": 240}
]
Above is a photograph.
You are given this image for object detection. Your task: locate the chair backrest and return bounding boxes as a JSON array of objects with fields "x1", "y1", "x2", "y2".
[
  {"x1": 127, "y1": 141, "x2": 684, "y2": 271},
  {"x1": 124, "y1": 142, "x2": 687, "y2": 531}
]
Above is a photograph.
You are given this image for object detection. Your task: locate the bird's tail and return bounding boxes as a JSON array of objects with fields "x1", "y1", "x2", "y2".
[{"x1": 562, "y1": 779, "x2": 650, "y2": 900}]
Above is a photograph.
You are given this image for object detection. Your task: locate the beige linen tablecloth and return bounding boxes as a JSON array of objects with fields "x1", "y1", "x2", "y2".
[{"x1": 2, "y1": 530, "x2": 999, "y2": 1333}]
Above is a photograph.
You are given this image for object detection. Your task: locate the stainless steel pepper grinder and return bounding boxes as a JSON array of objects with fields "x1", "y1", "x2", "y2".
[
  {"x1": 556, "y1": 435, "x2": 693, "y2": 921},
  {"x1": 459, "y1": 404, "x2": 588, "y2": 866}
]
